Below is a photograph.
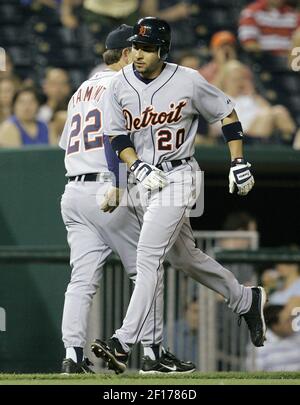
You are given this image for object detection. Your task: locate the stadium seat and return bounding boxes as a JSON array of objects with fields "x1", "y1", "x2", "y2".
[
  {"x1": 198, "y1": 0, "x2": 237, "y2": 7},
  {"x1": 68, "y1": 69, "x2": 89, "y2": 89},
  {"x1": 34, "y1": 45, "x2": 84, "y2": 68},
  {"x1": 275, "y1": 72, "x2": 300, "y2": 95},
  {"x1": 32, "y1": 25, "x2": 80, "y2": 47},
  {"x1": 197, "y1": 9, "x2": 237, "y2": 35},
  {"x1": 7, "y1": 46, "x2": 31, "y2": 67},
  {"x1": 286, "y1": 95, "x2": 300, "y2": 114},
  {"x1": 28, "y1": 4, "x2": 61, "y2": 26},
  {"x1": 256, "y1": 54, "x2": 290, "y2": 73},
  {"x1": 0, "y1": 25, "x2": 28, "y2": 45},
  {"x1": 0, "y1": 0, "x2": 20, "y2": 3},
  {"x1": 295, "y1": 116, "x2": 300, "y2": 127},
  {"x1": 0, "y1": 4, "x2": 23, "y2": 23}
]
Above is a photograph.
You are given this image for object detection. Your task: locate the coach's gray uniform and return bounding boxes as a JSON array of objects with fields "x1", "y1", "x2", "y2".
[
  {"x1": 60, "y1": 70, "x2": 164, "y2": 349},
  {"x1": 103, "y1": 63, "x2": 253, "y2": 349}
]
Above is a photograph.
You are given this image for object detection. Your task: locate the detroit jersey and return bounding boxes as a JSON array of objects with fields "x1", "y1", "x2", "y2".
[
  {"x1": 102, "y1": 63, "x2": 234, "y2": 166},
  {"x1": 59, "y1": 70, "x2": 117, "y2": 176}
]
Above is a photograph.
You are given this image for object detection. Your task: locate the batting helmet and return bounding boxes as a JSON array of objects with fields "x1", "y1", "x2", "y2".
[{"x1": 127, "y1": 17, "x2": 171, "y2": 60}]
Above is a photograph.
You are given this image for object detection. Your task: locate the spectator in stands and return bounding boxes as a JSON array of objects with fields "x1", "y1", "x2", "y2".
[
  {"x1": 280, "y1": 295, "x2": 300, "y2": 326},
  {"x1": 61, "y1": 0, "x2": 139, "y2": 34},
  {"x1": 21, "y1": 0, "x2": 60, "y2": 7},
  {"x1": 261, "y1": 268, "x2": 280, "y2": 296},
  {"x1": 177, "y1": 52, "x2": 201, "y2": 70},
  {"x1": 0, "y1": 52, "x2": 13, "y2": 81},
  {"x1": 49, "y1": 109, "x2": 68, "y2": 145},
  {"x1": 0, "y1": 52, "x2": 21, "y2": 85},
  {"x1": 195, "y1": 32, "x2": 238, "y2": 145},
  {"x1": 213, "y1": 60, "x2": 298, "y2": 144},
  {"x1": 269, "y1": 263, "x2": 300, "y2": 305},
  {"x1": 0, "y1": 78, "x2": 18, "y2": 124},
  {"x1": 246, "y1": 304, "x2": 300, "y2": 371},
  {"x1": 219, "y1": 211, "x2": 258, "y2": 251},
  {"x1": 199, "y1": 31, "x2": 238, "y2": 87},
  {"x1": 140, "y1": 0, "x2": 199, "y2": 23},
  {"x1": 0, "y1": 87, "x2": 55, "y2": 147},
  {"x1": 238, "y1": 0, "x2": 300, "y2": 56},
  {"x1": 60, "y1": 0, "x2": 84, "y2": 29},
  {"x1": 183, "y1": 32, "x2": 237, "y2": 145},
  {"x1": 263, "y1": 261, "x2": 300, "y2": 326},
  {"x1": 38, "y1": 68, "x2": 71, "y2": 123},
  {"x1": 293, "y1": 131, "x2": 300, "y2": 149},
  {"x1": 215, "y1": 212, "x2": 258, "y2": 288},
  {"x1": 140, "y1": 0, "x2": 200, "y2": 49}
]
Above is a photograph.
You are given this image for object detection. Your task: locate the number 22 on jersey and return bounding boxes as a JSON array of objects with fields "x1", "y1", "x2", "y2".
[{"x1": 67, "y1": 108, "x2": 103, "y2": 155}]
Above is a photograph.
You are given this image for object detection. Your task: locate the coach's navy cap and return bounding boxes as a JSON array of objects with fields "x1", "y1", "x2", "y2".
[{"x1": 105, "y1": 24, "x2": 133, "y2": 50}]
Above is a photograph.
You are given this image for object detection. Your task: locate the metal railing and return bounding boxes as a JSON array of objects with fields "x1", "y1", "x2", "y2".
[
  {"x1": 164, "y1": 231, "x2": 259, "y2": 372},
  {"x1": 85, "y1": 230, "x2": 259, "y2": 372},
  {"x1": 0, "y1": 231, "x2": 271, "y2": 372}
]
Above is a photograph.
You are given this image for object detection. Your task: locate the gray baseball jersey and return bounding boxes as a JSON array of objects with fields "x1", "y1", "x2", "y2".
[
  {"x1": 59, "y1": 69, "x2": 166, "y2": 349},
  {"x1": 98, "y1": 63, "x2": 252, "y2": 350},
  {"x1": 103, "y1": 63, "x2": 234, "y2": 165},
  {"x1": 60, "y1": 70, "x2": 115, "y2": 176},
  {"x1": 60, "y1": 65, "x2": 252, "y2": 359}
]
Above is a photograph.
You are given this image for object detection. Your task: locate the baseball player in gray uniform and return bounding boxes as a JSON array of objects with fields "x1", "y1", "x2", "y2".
[
  {"x1": 60, "y1": 24, "x2": 196, "y2": 375},
  {"x1": 91, "y1": 17, "x2": 267, "y2": 374}
]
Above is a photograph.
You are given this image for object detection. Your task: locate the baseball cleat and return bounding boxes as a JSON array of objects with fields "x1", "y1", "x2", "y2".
[
  {"x1": 139, "y1": 349, "x2": 196, "y2": 375},
  {"x1": 91, "y1": 338, "x2": 128, "y2": 375},
  {"x1": 239, "y1": 286, "x2": 267, "y2": 347},
  {"x1": 61, "y1": 358, "x2": 95, "y2": 374}
]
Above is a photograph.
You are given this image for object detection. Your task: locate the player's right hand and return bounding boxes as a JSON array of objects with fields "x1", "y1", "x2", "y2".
[
  {"x1": 101, "y1": 186, "x2": 124, "y2": 213},
  {"x1": 130, "y1": 159, "x2": 168, "y2": 191}
]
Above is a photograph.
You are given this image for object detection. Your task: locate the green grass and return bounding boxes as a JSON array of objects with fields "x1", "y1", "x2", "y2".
[{"x1": 0, "y1": 372, "x2": 300, "y2": 385}]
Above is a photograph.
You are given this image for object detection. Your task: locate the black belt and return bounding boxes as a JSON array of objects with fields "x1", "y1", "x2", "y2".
[
  {"x1": 69, "y1": 158, "x2": 191, "y2": 182},
  {"x1": 68, "y1": 173, "x2": 111, "y2": 182},
  {"x1": 156, "y1": 157, "x2": 191, "y2": 171}
]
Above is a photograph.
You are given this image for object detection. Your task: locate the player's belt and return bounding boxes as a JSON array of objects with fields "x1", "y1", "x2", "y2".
[
  {"x1": 156, "y1": 157, "x2": 191, "y2": 172},
  {"x1": 68, "y1": 173, "x2": 112, "y2": 182}
]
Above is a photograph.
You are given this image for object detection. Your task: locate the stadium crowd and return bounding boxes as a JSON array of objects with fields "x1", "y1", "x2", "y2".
[{"x1": 0, "y1": 0, "x2": 300, "y2": 148}]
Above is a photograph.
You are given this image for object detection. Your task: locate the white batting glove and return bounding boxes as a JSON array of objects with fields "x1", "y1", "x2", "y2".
[
  {"x1": 229, "y1": 158, "x2": 255, "y2": 196},
  {"x1": 130, "y1": 159, "x2": 168, "y2": 191}
]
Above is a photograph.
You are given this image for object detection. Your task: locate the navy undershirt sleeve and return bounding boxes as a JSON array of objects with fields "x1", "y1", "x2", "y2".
[{"x1": 103, "y1": 135, "x2": 127, "y2": 188}]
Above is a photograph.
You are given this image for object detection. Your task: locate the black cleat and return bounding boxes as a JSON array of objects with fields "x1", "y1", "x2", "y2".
[
  {"x1": 91, "y1": 337, "x2": 128, "y2": 375},
  {"x1": 61, "y1": 358, "x2": 95, "y2": 374},
  {"x1": 139, "y1": 349, "x2": 196, "y2": 375},
  {"x1": 239, "y1": 286, "x2": 267, "y2": 347}
]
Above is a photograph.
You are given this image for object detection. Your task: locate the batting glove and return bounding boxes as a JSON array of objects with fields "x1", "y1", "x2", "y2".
[
  {"x1": 130, "y1": 159, "x2": 168, "y2": 191},
  {"x1": 229, "y1": 158, "x2": 254, "y2": 196}
]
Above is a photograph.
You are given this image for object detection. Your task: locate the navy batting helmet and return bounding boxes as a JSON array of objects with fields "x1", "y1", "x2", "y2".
[{"x1": 127, "y1": 17, "x2": 171, "y2": 60}]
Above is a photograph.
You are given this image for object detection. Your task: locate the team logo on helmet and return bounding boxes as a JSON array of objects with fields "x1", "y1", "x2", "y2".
[{"x1": 138, "y1": 25, "x2": 149, "y2": 36}]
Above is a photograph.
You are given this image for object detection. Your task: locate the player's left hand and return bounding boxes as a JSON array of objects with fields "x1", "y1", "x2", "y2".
[
  {"x1": 229, "y1": 159, "x2": 254, "y2": 196},
  {"x1": 101, "y1": 186, "x2": 124, "y2": 213}
]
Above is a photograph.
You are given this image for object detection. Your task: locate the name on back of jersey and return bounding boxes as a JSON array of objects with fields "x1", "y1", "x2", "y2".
[{"x1": 71, "y1": 84, "x2": 107, "y2": 108}]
